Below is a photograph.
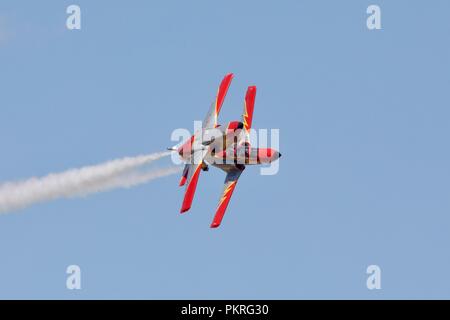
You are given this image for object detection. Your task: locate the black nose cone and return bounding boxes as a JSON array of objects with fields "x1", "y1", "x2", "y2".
[{"x1": 279, "y1": 152, "x2": 282, "y2": 158}]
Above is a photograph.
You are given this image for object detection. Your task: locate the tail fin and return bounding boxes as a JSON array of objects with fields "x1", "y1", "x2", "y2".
[{"x1": 180, "y1": 163, "x2": 203, "y2": 213}]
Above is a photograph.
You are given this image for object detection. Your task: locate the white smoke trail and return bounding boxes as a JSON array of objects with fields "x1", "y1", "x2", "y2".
[
  {"x1": 80, "y1": 166, "x2": 181, "y2": 196},
  {"x1": 0, "y1": 151, "x2": 178, "y2": 213}
]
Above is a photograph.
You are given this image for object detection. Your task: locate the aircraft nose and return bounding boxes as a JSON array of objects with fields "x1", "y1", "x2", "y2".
[{"x1": 271, "y1": 151, "x2": 281, "y2": 161}]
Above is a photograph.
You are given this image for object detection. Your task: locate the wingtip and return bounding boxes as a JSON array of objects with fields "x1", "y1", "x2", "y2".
[
  {"x1": 180, "y1": 206, "x2": 191, "y2": 214},
  {"x1": 210, "y1": 222, "x2": 220, "y2": 228},
  {"x1": 222, "y1": 73, "x2": 234, "y2": 83},
  {"x1": 179, "y1": 176, "x2": 187, "y2": 186}
]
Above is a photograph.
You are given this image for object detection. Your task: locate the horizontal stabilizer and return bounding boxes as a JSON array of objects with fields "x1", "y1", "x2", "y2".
[{"x1": 180, "y1": 163, "x2": 202, "y2": 213}]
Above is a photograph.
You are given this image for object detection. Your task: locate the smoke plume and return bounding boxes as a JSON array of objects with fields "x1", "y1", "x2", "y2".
[{"x1": 0, "y1": 151, "x2": 179, "y2": 213}]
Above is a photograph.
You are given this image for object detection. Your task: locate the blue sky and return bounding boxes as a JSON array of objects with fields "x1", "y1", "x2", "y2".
[{"x1": 0, "y1": 0, "x2": 450, "y2": 299}]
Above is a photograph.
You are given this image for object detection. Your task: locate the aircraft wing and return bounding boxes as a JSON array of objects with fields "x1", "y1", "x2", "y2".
[
  {"x1": 180, "y1": 162, "x2": 203, "y2": 213},
  {"x1": 210, "y1": 167, "x2": 244, "y2": 228},
  {"x1": 180, "y1": 71, "x2": 233, "y2": 210},
  {"x1": 242, "y1": 86, "x2": 256, "y2": 133},
  {"x1": 203, "y1": 73, "x2": 234, "y2": 129}
]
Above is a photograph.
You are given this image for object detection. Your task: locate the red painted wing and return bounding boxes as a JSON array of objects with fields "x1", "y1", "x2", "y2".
[
  {"x1": 210, "y1": 168, "x2": 244, "y2": 228},
  {"x1": 216, "y1": 73, "x2": 234, "y2": 118},
  {"x1": 242, "y1": 86, "x2": 256, "y2": 133},
  {"x1": 203, "y1": 73, "x2": 234, "y2": 129}
]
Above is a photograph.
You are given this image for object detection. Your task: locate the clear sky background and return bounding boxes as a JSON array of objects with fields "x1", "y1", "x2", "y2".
[{"x1": 0, "y1": 0, "x2": 449, "y2": 299}]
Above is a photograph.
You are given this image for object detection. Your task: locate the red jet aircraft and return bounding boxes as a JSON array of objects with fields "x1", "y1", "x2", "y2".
[{"x1": 168, "y1": 73, "x2": 281, "y2": 228}]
